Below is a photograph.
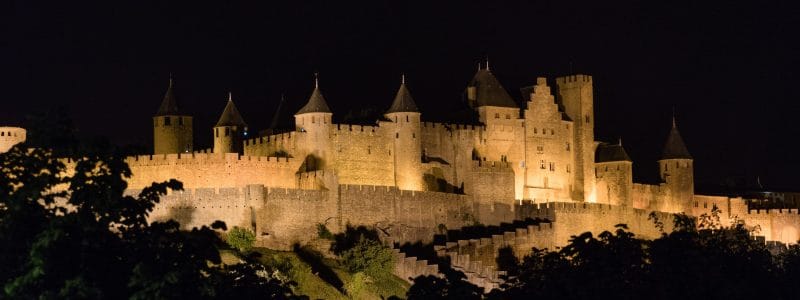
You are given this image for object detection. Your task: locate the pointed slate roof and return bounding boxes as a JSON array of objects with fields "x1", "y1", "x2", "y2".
[
  {"x1": 468, "y1": 69, "x2": 517, "y2": 108},
  {"x1": 596, "y1": 142, "x2": 632, "y2": 163},
  {"x1": 155, "y1": 77, "x2": 181, "y2": 116},
  {"x1": 296, "y1": 80, "x2": 332, "y2": 115},
  {"x1": 268, "y1": 94, "x2": 287, "y2": 130},
  {"x1": 386, "y1": 77, "x2": 419, "y2": 114},
  {"x1": 661, "y1": 119, "x2": 692, "y2": 159},
  {"x1": 216, "y1": 93, "x2": 248, "y2": 127}
]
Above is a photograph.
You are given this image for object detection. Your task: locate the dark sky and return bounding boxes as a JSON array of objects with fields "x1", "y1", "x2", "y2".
[{"x1": 2, "y1": 0, "x2": 799, "y2": 191}]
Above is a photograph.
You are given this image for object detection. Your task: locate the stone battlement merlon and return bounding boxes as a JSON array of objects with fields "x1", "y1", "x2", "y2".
[
  {"x1": 555, "y1": 74, "x2": 593, "y2": 84},
  {"x1": 124, "y1": 152, "x2": 293, "y2": 166},
  {"x1": 334, "y1": 123, "x2": 379, "y2": 133},
  {"x1": 245, "y1": 131, "x2": 296, "y2": 146}
]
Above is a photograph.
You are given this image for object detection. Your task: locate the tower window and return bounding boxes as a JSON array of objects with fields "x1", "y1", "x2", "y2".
[
  {"x1": 585, "y1": 115, "x2": 590, "y2": 124},
  {"x1": 225, "y1": 127, "x2": 230, "y2": 137},
  {"x1": 178, "y1": 117, "x2": 184, "y2": 125},
  {"x1": 551, "y1": 129, "x2": 555, "y2": 135},
  {"x1": 536, "y1": 146, "x2": 543, "y2": 154},
  {"x1": 312, "y1": 117, "x2": 316, "y2": 124},
  {"x1": 567, "y1": 164, "x2": 571, "y2": 173},
  {"x1": 540, "y1": 160, "x2": 546, "y2": 169},
  {"x1": 566, "y1": 143, "x2": 571, "y2": 151},
  {"x1": 495, "y1": 113, "x2": 500, "y2": 119},
  {"x1": 549, "y1": 162, "x2": 555, "y2": 171},
  {"x1": 412, "y1": 133, "x2": 416, "y2": 138},
  {"x1": 164, "y1": 117, "x2": 171, "y2": 126},
  {"x1": 406, "y1": 115, "x2": 409, "y2": 122},
  {"x1": 396, "y1": 133, "x2": 399, "y2": 138},
  {"x1": 534, "y1": 128, "x2": 538, "y2": 134},
  {"x1": 505, "y1": 114, "x2": 510, "y2": 119},
  {"x1": 215, "y1": 128, "x2": 219, "y2": 137}
]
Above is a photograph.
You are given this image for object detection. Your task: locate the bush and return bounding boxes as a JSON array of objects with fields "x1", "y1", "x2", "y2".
[
  {"x1": 227, "y1": 227, "x2": 256, "y2": 252},
  {"x1": 340, "y1": 236, "x2": 396, "y2": 277},
  {"x1": 317, "y1": 223, "x2": 334, "y2": 240}
]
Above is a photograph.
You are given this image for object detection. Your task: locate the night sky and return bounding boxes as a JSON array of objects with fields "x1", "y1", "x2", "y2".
[{"x1": 3, "y1": 1, "x2": 799, "y2": 191}]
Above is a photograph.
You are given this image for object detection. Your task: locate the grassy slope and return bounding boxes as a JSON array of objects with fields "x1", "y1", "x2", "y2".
[{"x1": 221, "y1": 248, "x2": 409, "y2": 300}]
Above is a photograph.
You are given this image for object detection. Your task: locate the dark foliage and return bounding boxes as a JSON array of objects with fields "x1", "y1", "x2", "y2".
[{"x1": 0, "y1": 144, "x2": 295, "y2": 299}]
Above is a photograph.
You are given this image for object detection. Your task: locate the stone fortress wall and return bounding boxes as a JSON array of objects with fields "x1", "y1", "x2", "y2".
[{"x1": 0, "y1": 126, "x2": 26, "y2": 153}]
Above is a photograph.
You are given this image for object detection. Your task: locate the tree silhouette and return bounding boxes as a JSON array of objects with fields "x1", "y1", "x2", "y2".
[{"x1": 0, "y1": 144, "x2": 296, "y2": 299}]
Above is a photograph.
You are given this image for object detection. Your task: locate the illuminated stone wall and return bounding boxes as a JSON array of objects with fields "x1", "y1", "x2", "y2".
[{"x1": 0, "y1": 126, "x2": 26, "y2": 153}]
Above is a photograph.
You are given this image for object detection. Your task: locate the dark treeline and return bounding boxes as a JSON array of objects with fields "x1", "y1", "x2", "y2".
[
  {"x1": 0, "y1": 144, "x2": 298, "y2": 299},
  {"x1": 407, "y1": 211, "x2": 800, "y2": 300}
]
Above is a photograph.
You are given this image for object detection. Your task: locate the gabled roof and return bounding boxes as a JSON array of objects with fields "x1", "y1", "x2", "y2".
[
  {"x1": 468, "y1": 69, "x2": 517, "y2": 108},
  {"x1": 661, "y1": 121, "x2": 692, "y2": 159},
  {"x1": 386, "y1": 80, "x2": 419, "y2": 114},
  {"x1": 596, "y1": 142, "x2": 632, "y2": 163},
  {"x1": 155, "y1": 77, "x2": 181, "y2": 116},
  {"x1": 216, "y1": 93, "x2": 247, "y2": 127},
  {"x1": 296, "y1": 85, "x2": 332, "y2": 115}
]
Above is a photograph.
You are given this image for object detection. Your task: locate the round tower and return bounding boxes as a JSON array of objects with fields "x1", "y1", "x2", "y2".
[
  {"x1": 213, "y1": 93, "x2": 248, "y2": 154},
  {"x1": 385, "y1": 75, "x2": 423, "y2": 191},
  {"x1": 294, "y1": 75, "x2": 333, "y2": 171},
  {"x1": 153, "y1": 77, "x2": 193, "y2": 154},
  {"x1": 0, "y1": 126, "x2": 27, "y2": 153},
  {"x1": 658, "y1": 117, "x2": 694, "y2": 213},
  {"x1": 594, "y1": 141, "x2": 633, "y2": 206}
]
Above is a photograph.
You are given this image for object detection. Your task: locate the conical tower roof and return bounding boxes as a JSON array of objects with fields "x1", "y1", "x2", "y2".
[
  {"x1": 386, "y1": 75, "x2": 419, "y2": 114},
  {"x1": 596, "y1": 142, "x2": 632, "y2": 162},
  {"x1": 661, "y1": 119, "x2": 692, "y2": 159},
  {"x1": 216, "y1": 93, "x2": 248, "y2": 127},
  {"x1": 296, "y1": 77, "x2": 331, "y2": 115},
  {"x1": 155, "y1": 77, "x2": 181, "y2": 116},
  {"x1": 468, "y1": 68, "x2": 517, "y2": 108}
]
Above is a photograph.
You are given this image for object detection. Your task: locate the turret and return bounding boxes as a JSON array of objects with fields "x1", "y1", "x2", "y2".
[
  {"x1": 466, "y1": 62, "x2": 519, "y2": 125},
  {"x1": 153, "y1": 77, "x2": 193, "y2": 154},
  {"x1": 658, "y1": 117, "x2": 694, "y2": 213},
  {"x1": 385, "y1": 75, "x2": 423, "y2": 191},
  {"x1": 213, "y1": 93, "x2": 248, "y2": 154},
  {"x1": 556, "y1": 74, "x2": 595, "y2": 201},
  {"x1": 594, "y1": 140, "x2": 633, "y2": 206},
  {"x1": 294, "y1": 75, "x2": 333, "y2": 171}
]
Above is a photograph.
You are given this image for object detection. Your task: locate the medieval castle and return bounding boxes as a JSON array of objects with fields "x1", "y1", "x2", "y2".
[{"x1": 3, "y1": 66, "x2": 799, "y2": 288}]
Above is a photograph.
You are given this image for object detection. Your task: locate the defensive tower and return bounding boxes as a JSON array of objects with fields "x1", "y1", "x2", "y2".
[
  {"x1": 595, "y1": 140, "x2": 633, "y2": 206},
  {"x1": 385, "y1": 75, "x2": 423, "y2": 190},
  {"x1": 213, "y1": 93, "x2": 248, "y2": 154},
  {"x1": 658, "y1": 117, "x2": 694, "y2": 213},
  {"x1": 556, "y1": 74, "x2": 595, "y2": 201},
  {"x1": 294, "y1": 75, "x2": 333, "y2": 171},
  {"x1": 153, "y1": 77, "x2": 193, "y2": 154}
]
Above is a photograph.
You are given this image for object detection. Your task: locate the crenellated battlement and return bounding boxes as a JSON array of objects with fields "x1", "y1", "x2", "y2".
[
  {"x1": 245, "y1": 131, "x2": 296, "y2": 146},
  {"x1": 555, "y1": 74, "x2": 593, "y2": 84},
  {"x1": 124, "y1": 152, "x2": 293, "y2": 167},
  {"x1": 334, "y1": 123, "x2": 380, "y2": 134}
]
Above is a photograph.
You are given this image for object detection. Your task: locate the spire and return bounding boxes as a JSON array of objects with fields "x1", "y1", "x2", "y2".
[
  {"x1": 296, "y1": 73, "x2": 332, "y2": 115},
  {"x1": 387, "y1": 74, "x2": 419, "y2": 114},
  {"x1": 467, "y1": 66, "x2": 517, "y2": 108},
  {"x1": 155, "y1": 75, "x2": 181, "y2": 116},
  {"x1": 268, "y1": 94, "x2": 286, "y2": 129},
  {"x1": 661, "y1": 118, "x2": 692, "y2": 160},
  {"x1": 216, "y1": 92, "x2": 247, "y2": 127}
]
